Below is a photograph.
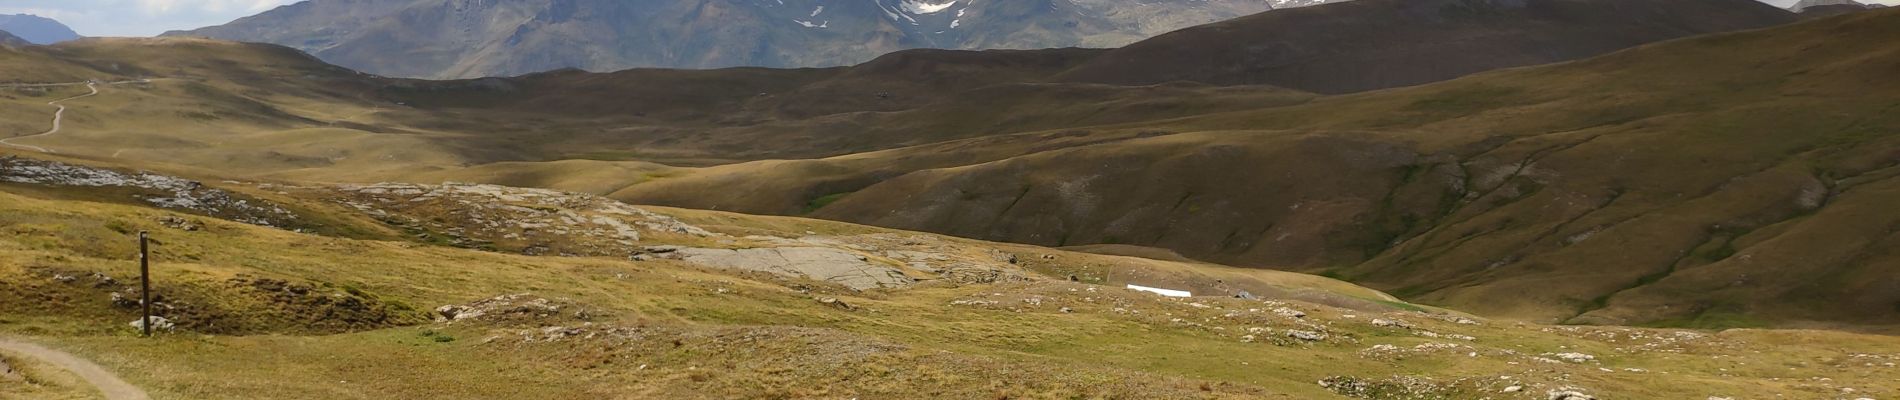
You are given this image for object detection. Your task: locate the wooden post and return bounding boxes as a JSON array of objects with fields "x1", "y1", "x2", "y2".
[{"x1": 139, "y1": 231, "x2": 151, "y2": 338}]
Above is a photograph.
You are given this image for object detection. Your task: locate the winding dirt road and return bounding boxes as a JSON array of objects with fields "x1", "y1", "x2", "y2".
[
  {"x1": 0, "y1": 337, "x2": 149, "y2": 400},
  {"x1": 0, "y1": 81, "x2": 99, "y2": 153}
]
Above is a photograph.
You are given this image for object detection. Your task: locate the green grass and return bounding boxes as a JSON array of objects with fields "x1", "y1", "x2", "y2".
[{"x1": 801, "y1": 192, "x2": 853, "y2": 214}]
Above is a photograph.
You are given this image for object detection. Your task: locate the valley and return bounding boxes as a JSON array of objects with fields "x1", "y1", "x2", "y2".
[
  {"x1": 0, "y1": 155, "x2": 1896, "y2": 399},
  {"x1": 3, "y1": 0, "x2": 1900, "y2": 398}
]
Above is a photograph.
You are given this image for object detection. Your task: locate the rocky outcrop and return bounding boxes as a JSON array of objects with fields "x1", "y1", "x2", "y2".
[
  {"x1": 435, "y1": 293, "x2": 591, "y2": 326},
  {"x1": 644, "y1": 246, "x2": 913, "y2": 291},
  {"x1": 329, "y1": 182, "x2": 715, "y2": 255},
  {"x1": 0, "y1": 156, "x2": 301, "y2": 227}
]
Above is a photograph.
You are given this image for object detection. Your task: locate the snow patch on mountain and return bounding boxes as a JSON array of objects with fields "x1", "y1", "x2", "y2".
[{"x1": 901, "y1": 0, "x2": 958, "y2": 14}]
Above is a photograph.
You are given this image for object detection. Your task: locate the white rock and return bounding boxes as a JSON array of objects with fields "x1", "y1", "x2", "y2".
[
  {"x1": 1287, "y1": 330, "x2": 1326, "y2": 341},
  {"x1": 128, "y1": 316, "x2": 174, "y2": 331},
  {"x1": 1548, "y1": 389, "x2": 1597, "y2": 400},
  {"x1": 1372, "y1": 318, "x2": 1413, "y2": 329},
  {"x1": 1551, "y1": 352, "x2": 1596, "y2": 363}
]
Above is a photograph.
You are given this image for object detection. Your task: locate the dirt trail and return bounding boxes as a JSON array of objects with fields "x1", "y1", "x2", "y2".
[
  {"x1": 0, "y1": 337, "x2": 150, "y2": 400},
  {"x1": 0, "y1": 81, "x2": 100, "y2": 153}
]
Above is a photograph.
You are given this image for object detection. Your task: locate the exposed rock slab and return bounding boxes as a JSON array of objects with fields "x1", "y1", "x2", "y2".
[{"x1": 659, "y1": 247, "x2": 913, "y2": 291}]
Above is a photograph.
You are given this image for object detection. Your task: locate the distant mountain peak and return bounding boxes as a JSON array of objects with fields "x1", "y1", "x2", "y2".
[
  {"x1": 0, "y1": 14, "x2": 81, "y2": 45},
  {"x1": 166, "y1": 0, "x2": 1347, "y2": 79}
]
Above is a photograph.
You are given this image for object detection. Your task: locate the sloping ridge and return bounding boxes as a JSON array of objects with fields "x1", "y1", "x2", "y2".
[
  {"x1": 1054, "y1": 0, "x2": 1797, "y2": 94},
  {"x1": 775, "y1": 8, "x2": 1900, "y2": 327},
  {"x1": 0, "y1": 14, "x2": 81, "y2": 45},
  {"x1": 0, "y1": 30, "x2": 28, "y2": 47}
]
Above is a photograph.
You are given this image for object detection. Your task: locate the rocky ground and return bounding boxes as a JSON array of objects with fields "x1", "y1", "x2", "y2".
[{"x1": 0, "y1": 156, "x2": 299, "y2": 228}]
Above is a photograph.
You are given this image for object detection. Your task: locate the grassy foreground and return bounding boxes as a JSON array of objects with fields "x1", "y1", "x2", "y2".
[{"x1": 0, "y1": 158, "x2": 1895, "y2": 399}]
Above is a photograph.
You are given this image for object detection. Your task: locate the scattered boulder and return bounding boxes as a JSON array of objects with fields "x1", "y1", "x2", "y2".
[
  {"x1": 435, "y1": 293, "x2": 581, "y2": 326},
  {"x1": 816, "y1": 297, "x2": 855, "y2": 310},
  {"x1": 1287, "y1": 330, "x2": 1327, "y2": 341},
  {"x1": 128, "y1": 316, "x2": 175, "y2": 332},
  {"x1": 1371, "y1": 318, "x2": 1414, "y2": 329},
  {"x1": 1273, "y1": 307, "x2": 1307, "y2": 318},
  {"x1": 90, "y1": 273, "x2": 116, "y2": 288},
  {"x1": 1548, "y1": 389, "x2": 1597, "y2": 400},
  {"x1": 109, "y1": 292, "x2": 138, "y2": 308},
  {"x1": 154, "y1": 216, "x2": 201, "y2": 231},
  {"x1": 1548, "y1": 352, "x2": 1596, "y2": 363}
]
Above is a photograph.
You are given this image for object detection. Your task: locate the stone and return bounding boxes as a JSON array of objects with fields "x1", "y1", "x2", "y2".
[
  {"x1": 1287, "y1": 330, "x2": 1326, "y2": 341},
  {"x1": 1372, "y1": 318, "x2": 1413, "y2": 329},
  {"x1": 1273, "y1": 307, "x2": 1307, "y2": 318},
  {"x1": 435, "y1": 305, "x2": 470, "y2": 321},
  {"x1": 1547, "y1": 389, "x2": 1596, "y2": 400},
  {"x1": 1550, "y1": 352, "x2": 1595, "y2": 363},
  {"x1": 129, "y1": 316, "x2": 174, "y2": 332},
  {"x1": 817, "y1": 297, "x2": 854, "y2": 310},
  {"x1": 109, "y1": 292, "x2": 137, "y2": 308},
  {"x1": 155, "y1": 216, "x2": 200, "y2": 231},
  {"x1": 1504, "y1": 386, "x2": 1523, "y2": 393},
  {"x1": 91, "y1": 273, "x2": 117, "y2": 287}
]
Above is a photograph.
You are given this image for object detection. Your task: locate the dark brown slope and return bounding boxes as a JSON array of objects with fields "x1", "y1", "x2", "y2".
[
  {"x1": 372, "y1": 47, "x2": 1295, "y2": 163},
  {"x1": 610, "y1": 8, "x2": 1900, "y2": 328},
  {"x1": 1054, "y1": 0, "x2": 1797, "y2": 94}
]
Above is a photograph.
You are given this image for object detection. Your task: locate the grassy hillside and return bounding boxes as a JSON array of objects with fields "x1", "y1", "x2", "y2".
[
  {"x1": 1054, "y1": 0, "x2": 1795, "y2": 93},
  {"x1": 612, "y1": 8, "x2": 1900, "y2": 328},
  {"x1": 2, "y1": 155, "x2": 1897, "y2": 399},
  {"x1": 2, "y1": 2, "x2": 1896, "y2": 332}
]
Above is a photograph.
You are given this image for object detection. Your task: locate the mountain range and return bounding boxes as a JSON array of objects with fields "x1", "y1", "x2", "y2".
[
  {"x1": 164, "y1": 0, "x2": 1347, "y2": 79},
  {"x1": 7, "y1": 1, "x2": 1900, "y2": 397},
  {"x1": 0, "y1": 14, "x2": 80, "y2": 45},
  {"x1": 1788, "y1": 0, "x2": 1887, "y2": 16}
]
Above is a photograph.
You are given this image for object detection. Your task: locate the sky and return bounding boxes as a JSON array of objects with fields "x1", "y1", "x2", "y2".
[
  {"x1": 0, "y1": 0, "x2": 300, "y2": 37},
  {"x1": 3, "y1": 0, "x2": 1898, "y2": 37}
]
